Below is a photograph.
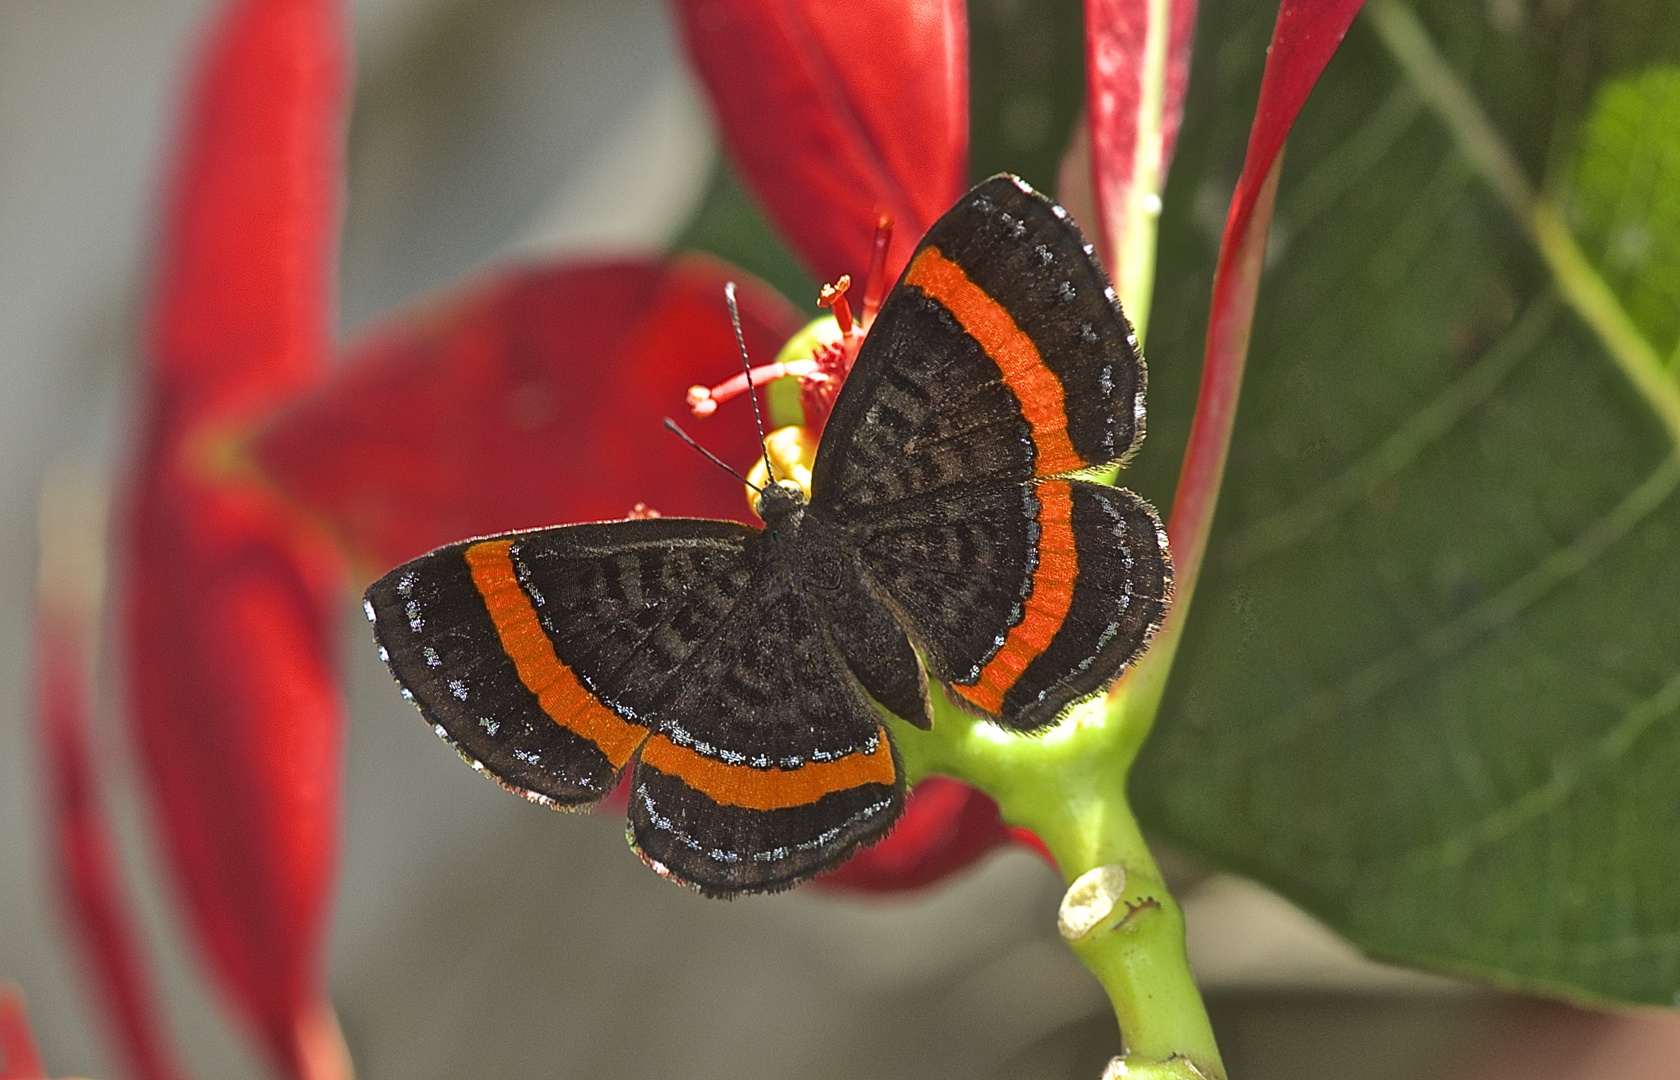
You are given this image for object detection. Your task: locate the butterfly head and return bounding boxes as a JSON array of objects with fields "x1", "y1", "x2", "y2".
[{"x1": 755, "y1": 478, "x2": 807, "y2": 530}]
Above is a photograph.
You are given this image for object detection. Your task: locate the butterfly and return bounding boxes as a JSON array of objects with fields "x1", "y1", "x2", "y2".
[{"x1": 364, "y1": 175, "x2": 1173, "y2": 897}]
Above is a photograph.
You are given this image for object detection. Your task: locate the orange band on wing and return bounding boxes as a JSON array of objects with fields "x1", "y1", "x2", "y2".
[
  {"x1": 905, "y1": 247, "x2": 1083, "y2": 475},
  {"x1": 465, "y1": 540, "x2": 648, "y2": 768},
  {"x1": 955, "y1": 481, "x2": 1078, "y2": 715},
  {"x1": 639, "y1": 728, "x2": 896, "y2": 811}
]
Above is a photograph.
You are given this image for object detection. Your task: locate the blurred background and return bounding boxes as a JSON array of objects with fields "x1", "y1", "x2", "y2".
[{"x1": 0, "y1": 1, "x2": 1673, "y2": 1077}]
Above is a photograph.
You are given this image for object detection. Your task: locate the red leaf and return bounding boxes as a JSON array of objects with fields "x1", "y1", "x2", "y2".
[
  {"x1": 816, "y1": 778, "x2": 1012, "y2": 892},
  {"x1": 253, "y1": 257, "x2": 802, "y2": 572},
  {"x1": 36, "y1": 476, "x2": 189, "y2": 1080},
  {"x1": 1083, "y1": 0, "x2": 1199, "y2": 277},
  {"x1": 1221, "y1": 0, "x2": 1365, "y2": 275},
  {"x1": 1163, "y1": 0, "x2": 1364, "y2": 614},
  {"x1": 123, "y1": 0, "x2": 350, "y2": 1077},
  {"x1": 0, "y1": 985, "x2": 46, "y2": 1080},
  {"x1": 672, "y1": 0, "x2": 968, "y2": 287}
]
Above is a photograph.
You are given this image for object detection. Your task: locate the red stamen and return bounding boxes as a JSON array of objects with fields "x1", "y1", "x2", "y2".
[
  {"x1": 688, "y1": 359, "x2": 821, "y2": 418},
  {"x1": 817, "y1": 275, "x2": 854, "y2": 336},
  {"x1": 861, "y1": 215, "x2": 894, "y2": 326}
]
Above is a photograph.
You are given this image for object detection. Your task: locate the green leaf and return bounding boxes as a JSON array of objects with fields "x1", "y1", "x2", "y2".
[
  {"x1": 1569, "y1": 67, "x2": 1680, "y2": 368},
  {"x1": 1132, "y1": 0, "x2": 1680, "y2": 1006}
]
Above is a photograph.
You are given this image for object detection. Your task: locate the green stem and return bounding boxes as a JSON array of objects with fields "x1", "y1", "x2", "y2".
[{"x1": 889, "y1": 658, "x2": 1223, "y2": 1079}]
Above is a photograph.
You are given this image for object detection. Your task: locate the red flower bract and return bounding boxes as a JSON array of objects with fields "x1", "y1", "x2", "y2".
[
  {"x1": 673, "y1": 0, "x2": 968, "y2": 284},
  {"x1": 121, "y1": 0, "x2": 351, "y2": 1075},
  {"x1": 1163, "y1": 0, "x2": 1366, "y2": 608},
  {"x1": 1082, "y1": 0, "x2": 1199, "y2": 276},
  {"x1": 255, "y1": 259, "x2": 799, "y2": 569},
  {"x1": 37, "y1": 533, "x2": 186, "y2": 1080},
  {"x1": 0, "y1": 985, "x2": 47, "y2": 1080}
]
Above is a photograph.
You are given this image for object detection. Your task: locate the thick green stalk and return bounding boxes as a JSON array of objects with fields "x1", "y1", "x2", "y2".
[
  {"x1": 888, "y1": 676, "x2": 1221, "y2": 1078},
  {"x1": 876, "y1": 88, "x2": 1242, "y2": 1080}
]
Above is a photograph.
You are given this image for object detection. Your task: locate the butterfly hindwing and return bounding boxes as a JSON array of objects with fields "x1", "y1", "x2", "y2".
[
  {"x1": 808, "y1": 175, "x2": 1169, "y2": 731},
  {"x1": 365, "y1": 518, "x2": 756, "y2": 807},
  {"x1": 850, "y1": 480, "x2": 1041, "y2": 686},
  {"x1": 944, "y1": 479, "x2": 1171, "y2": 729},
  {"x1": 630, "y1": 580, "x2": 904, "y2": 895}
]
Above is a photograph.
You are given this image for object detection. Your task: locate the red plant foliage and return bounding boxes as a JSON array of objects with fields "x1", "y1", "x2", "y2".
[
  {"x1": 120, "y1": 0, "x2": 351, "y2": 1076},
  {"x1": 1165, "y1": 0, "x2": 1366, "y2": 603},
  {"x1": 671, "y1": 0, "x2": 968, "y2": 286},
  {"x1": 1083, "y1": 0, "x2": 1199, "y2": 273},
  {"x1": 38, "y1": 591, "x2": 186, "y2": 1080},
  {"x1": 0, "y1": 986, "x2": 47, "y2": 1080},
  {"x1": 254, "y1": 259, "x2": 799, "y2": 570}
]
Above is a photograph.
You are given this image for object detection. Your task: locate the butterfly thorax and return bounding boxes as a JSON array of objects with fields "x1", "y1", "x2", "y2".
[{"x1": 756, "y1": 479, "x2": 859, "y2": 601}]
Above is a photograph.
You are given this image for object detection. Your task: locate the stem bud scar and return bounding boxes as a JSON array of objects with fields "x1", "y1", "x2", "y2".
[{"x1": 1058, "y1": 863, "x2": 1129, "y2": 941}]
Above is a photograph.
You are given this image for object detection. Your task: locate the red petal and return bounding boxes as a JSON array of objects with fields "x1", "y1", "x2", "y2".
[
  {"x1": 1083, "y1": 0, "x2": 1199, "y2": 273},
  {"x1": 253, "y1": 257, "x2": 802, "y2": 571},
  {"x1": 1166, "y1": 0, "x2": 1364, "y2": 611},
  {"x1": 36, "y1": 513, "x2": 189, "y2": 1080},
  {"x1": 673, "y1": 0, "x2": 968, "y2": 287},
  {"x1": 0, "y1": 985, "x2": 46, "y2": 1080},
  {"x1": 816, "y1": 778, "x2": 1014, "y2": 892},
  {"x1": 124, "y1": 0, "x2": 350, "y2": 1076}
]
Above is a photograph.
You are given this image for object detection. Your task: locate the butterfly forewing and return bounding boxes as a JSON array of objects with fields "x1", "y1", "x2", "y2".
[
  {"x1": 369, "y1": 513, "x2": 908, "y2": 895},
  {"x1": 365, "y1": 518, "x2": 755, "y2": 807},
  {"x1": 914, "y1": 177, "x2": 1147, "y2": 467},
  {"x1": 810, "y1": 175, "x2": 1170, "y2": 732}
]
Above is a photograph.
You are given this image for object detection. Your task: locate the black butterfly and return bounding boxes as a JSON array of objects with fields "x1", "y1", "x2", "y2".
[{"x1": 364, "y1": 175, "x2": 1172, "y2": 896}]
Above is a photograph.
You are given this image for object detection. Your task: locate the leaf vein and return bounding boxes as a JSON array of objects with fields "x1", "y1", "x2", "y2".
[
  {"x1": 1235, "y1": 453, "x2": 1680, "y2": 761},
  {"x1": 1224, "y1": 293, "x2": 1560, "y2": 567}
]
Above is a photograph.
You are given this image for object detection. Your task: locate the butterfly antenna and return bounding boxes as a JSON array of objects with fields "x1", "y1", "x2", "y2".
[
  {"x1": 725, "y1": 282, "x2": 777, "y2": 483},
  {"x1": 662, "y1": 417, "x2": 762, "y2": 493}
]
